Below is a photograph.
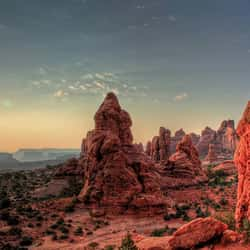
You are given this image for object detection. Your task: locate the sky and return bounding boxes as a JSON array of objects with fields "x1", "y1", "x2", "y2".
[{"x1": 1, "y1": 0, "x2": 250, "y2": 152}]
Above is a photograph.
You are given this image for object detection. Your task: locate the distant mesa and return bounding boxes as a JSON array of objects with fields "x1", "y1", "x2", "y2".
[{"x1": 13, "y1": 148, "x2": 80, "y2": 162}]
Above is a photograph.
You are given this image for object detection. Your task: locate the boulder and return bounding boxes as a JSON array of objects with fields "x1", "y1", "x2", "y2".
[{"x1": 168, "y1": 217, "x2": 228, "y2": 249}]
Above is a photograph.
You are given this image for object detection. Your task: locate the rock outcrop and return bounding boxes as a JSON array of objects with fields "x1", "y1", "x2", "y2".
[
  {"x1": 167, "y1": 135, "x2": 205, "y2": 178},
  {"x1": 150, "y1": 127, "x2": 171, "y2": 162},
  {"x1": 78, "y1": 92, "x2": 166, "y2": 213},
  {"x1": 196, "y1": 127, "x2": 217, "y2": 157},
  {"x1": 170, "y1": 129, "x2": 186, "y2": 153},
  {"x1": 235, "y1": 101, "x2": 250, "y2": 228},
  {"x1": 197, "y1": 121, "x2": 238, "y2": 159},
  {"x1": 145, "y1": 141, "x2": 151, "y2": 157},
  {"x1": 134, "y1": 143, "x2": 144, "y2": 153},
  {"x1": 213, "y1": 160, "x2": 236, "y2": 176},
  {"x1": 135, "y1": 217, "x2": 228, "y2": 250},
  {"x1": 205, "y1": 143, "x2": 218, "y2": 163},
  {"x1": 168, "y1": 217, "x2": 228, "y2": 249},
  {"x1": 217, "y1": 120, "x2": 238, "y2": 153}
]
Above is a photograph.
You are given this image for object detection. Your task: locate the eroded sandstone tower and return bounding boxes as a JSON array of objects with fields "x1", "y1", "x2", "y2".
[{"x1": 235, "y1": 101, "x2": 250, "y2": 227}]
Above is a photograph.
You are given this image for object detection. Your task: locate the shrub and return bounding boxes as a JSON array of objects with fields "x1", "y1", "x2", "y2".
[
  {"x1": 0, "y1": 197, "x2": 11, "y2": 209},
  {"x1": 220, "y1": 197, "x2": 228, "y2": 206},
  {"x1": 59, "y1": 234, "x2": 68, "y2": 240},
  {"x1": 74, "y1": 226, "x2": 83, "y2": 236},
  {"x1": 7, "y1": 215, "x2": 19, "y2": 226},
  {"x1": 9, "y1": 227, "x2": 22, "y2": 236},
  {"x1": 241, "y1": 219, "x2": 250, "y2": 243},
  {"x1": 151, "y1": 227, "x2": 168, "y2": 237},
  {"x1": 119, "y1": 233, "x2": 138, "y2": 250},
  {"x1": 216, "y1": 211, "x2": 235, "y2": 230},
  {"x1": 88, "y1": 242, "x2": 99, "y2": 249},
  {"x1": 105, "y1": 245, "x2": 115, "y2": 250},
  {"x1": 20, "y1": 236, "x2": 33, "y2": 246},
  {"x1": 59, "y1": 226, "x2": 69, "y2": 234}
]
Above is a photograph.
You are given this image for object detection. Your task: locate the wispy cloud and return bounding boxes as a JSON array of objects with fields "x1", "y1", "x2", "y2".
[
  {"x1": 174, "y1": 92, "x2": 188, "y2": 102},
  {"x1": 54, "y1": 90, "x2": 68, "y2": 98},
  {"x1": 39, "y1": 67, "x2": 47, "y2": 75},
  {"x1": 32, "y1": 70, "x2": 150, "y2": 100}
]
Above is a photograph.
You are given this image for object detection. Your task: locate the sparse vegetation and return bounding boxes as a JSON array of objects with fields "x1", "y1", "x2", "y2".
[
  {"x1": 216, "y1": 211, "x2": 235, "y2": 230},
  {"x1": 74, "y1": 226, "x2": 83, "y2": 236},
  {"x1": 119, "y1": 233, "x2": 138, "y2": 250},
  {"x1": 88, "y1": 242, "x2": 99, "y2": 250},
  {"x1": 20, "y1": 236, "x2": 33, "y2": 246}
]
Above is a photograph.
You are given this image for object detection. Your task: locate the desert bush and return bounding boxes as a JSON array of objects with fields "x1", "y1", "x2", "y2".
[
  {"x1": 104, "y1": 245, "x2": 115, "y2": 250},
  {"x1": 119, "y1": 233, "x2": 138, "y2": 250},
  {"x1": 151, "y1": 227, "x2": 168, "y2": 237},
  {"x1": 0, "y1": 197, "x2": 11, "y2": 209},
  {"x1": 215, "y1": 211, "x2": 235, "y2": 230},
  {"x1": 59, "y1": 234, "x2": 68, "y2": 240},
  {"x1": 88, "y1": 242, "x2": 99, "y2": 250},
  {"x1": 9, "y1": 227, "x2": 22, "y2": 236},
  {"x1": 240, "y1": 219, "x2": 250, "y2": 243},
  {"x1": 220, "y1": 197, "x2": 228, "y2": 206},
  {"x1": 74, "y1": 226, "x2": 83, "y2": 236},
  {"x1": 7, "y1": 215, "x2": 19, "y2": 226},
  {"x1": 20, "y1": 236, "x2": 33, "y2": 246}
]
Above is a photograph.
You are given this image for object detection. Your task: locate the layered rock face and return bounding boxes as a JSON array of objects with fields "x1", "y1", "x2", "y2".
[
  {"x1": 170, "y1": 129, "x2": 186, "y2": 153},
  {"x1": 196, "y1": 127, "x2": 217, "y2": 157},
  {"x1": 205, "y1": 143, "x2": 218, "y2": 163},
  {"x1": 167, "y1": 135, "x2": 205, "y2": 178},
  {"x1": 217, "y1": 120, "x2": 238, "y2": 153},
  {"x1": 196, "y1": 121, "x2": 238, "y2": 159},
  {"x1": 235, "y1": 101, "x2": 250, "y2": 227},
  {"x1": 150, "y1": 127, "x2": 171, "y2": 162},
  {"x1": 78, "y1": 92, "x2": 166, "y2": 212}
]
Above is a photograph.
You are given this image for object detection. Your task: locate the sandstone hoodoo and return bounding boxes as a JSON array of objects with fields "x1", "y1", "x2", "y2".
[
  {"x1": 196, "y1": 126, "x2": 217, "y2": 157},
  {"x1": 78, "y1": 92, "x2": 166, "y2": 213},
  {"x1": 170, "y1": 129, "x2": 186, "y2": 153},
  {"x1": 235, "y1": 101, "x2": 250, "y2": 228},
  {"x1": 205, "y1": 143, "x2": 218, "y2": 163},
  {"x1": 217, "y1": 120, "x2": 238, "y2": 154},
  {"x1": 167, "y1": 134, "x2": 205, "y2": 178},
  {"x1": 150, "y1": 127, "x2": 171, "y2": 162}
]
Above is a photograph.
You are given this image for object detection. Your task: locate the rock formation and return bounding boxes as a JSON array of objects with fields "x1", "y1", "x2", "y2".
[
  {"x1": 166, "y1": 135, "x2": 205, "y2": 178},
  {"x1": 134, "y1": 143, "x2": 144, "y2": 153},
  {"x1": 145, "y1": 141, "x2": 151, "y2": 157},
  {"x1": 189, "y1": 132, "x2": 200, "y2": 146},
  {"x1": 170, "y1": 129, "x2": 186, "y2": 153},
  {"x1": 217, "y1": 120, "x2": 238, "y2": 153},
  {"x1": 151, "y1": 136, "x2": 160, "y2": 161},
  {"x1": 168, "y1": 217, "x2": 228, "y2": 249},
  {"x1": 205, "y1": 143, "x2": 218, "y2": 163},
  {"x1": 196, "y1": 126, "x2": 217, "y2": 157},
  {"x1": 196, "y1": 121, "x2": 238, "y2": 159},
  {"x1": 78, "y1": 92, "x2": 166, "y2": 213},
  {"x1": 213, "y1": 160, "x2": 236, "y2": 176},
  {"x1": 235, "y1": 101, "x2": 250, "y2": 228},
  {"x1": 149, "y1": 127, "x2": 171, "y2": 162},
  {"x1": 135, "y1": 217, "x2": 229, "y2": 249}
]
